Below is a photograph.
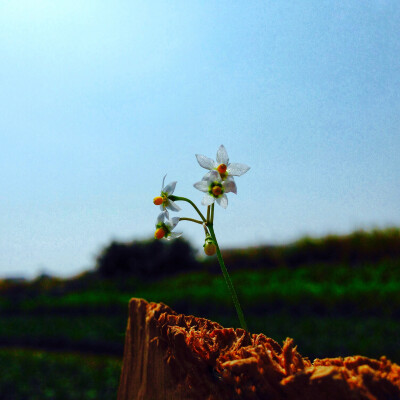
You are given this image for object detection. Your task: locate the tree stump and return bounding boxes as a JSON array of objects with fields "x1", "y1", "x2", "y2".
[{"x1": 117, "y1": 298, "x2": 400, "y2": 400}]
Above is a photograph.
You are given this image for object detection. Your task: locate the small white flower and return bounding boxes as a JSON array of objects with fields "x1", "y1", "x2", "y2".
[
  {"x1": 195, "y1": 145, "x2": 250, "y2": 189},
  {"x1": 154, "y1": 211, "x2": 182, "y2": 240},
  {"x1": 153, "y1": 174, "x2": 181, "y2": 217},
  {"x1": 193, "y1": 170, "x2": 236, "y2": 209}
]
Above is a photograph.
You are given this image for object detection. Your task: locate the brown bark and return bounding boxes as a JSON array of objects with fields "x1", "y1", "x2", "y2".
[{"x1": 117, "y1": 298, "x2": 400, "y2": 400}]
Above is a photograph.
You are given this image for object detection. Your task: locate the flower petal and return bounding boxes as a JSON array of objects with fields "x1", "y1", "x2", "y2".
[
  {"x1": 167, "y1": 217, "x2": 180, "y2": 230},
  {"x1": 161, "y1": 174, "x2": 167, "y2": 191},
  {"x1": 224, "y1": 179, "x2": 237, "y2": 194},
  {"x1": 166, "y1": 232, "x2": 183, "y2": 240},
  {"x1": 202, "y1": 194, "x2": 215, "y2": 206},
  {"x1": 160, "y1": 205, "x2": 169, "y2": 219},
  {"x1": 208, "y1": 170, "x2": 221, "y2": 182},
  {"x1": 227, "y1": 163, "x2": 250, "y2": 176},
  {"x1": 193, "y1": 180, "x2": 209, "y2": 192},
  {"x1": 216, "y1": 194, "x2": 228, "y2": 209},
  {"x1": 202, "y1": 171, "x2": 213, "y2": 180},
  {"x1": 156, "y1": 212, "x2": 166, "y2": 226},
  {"x1": 166, "y1": 200, "x2": 181, "y2": 212},
  {"x1": 216, "y1": 145, "x2": 229, "y2": 165},
  {"x1": 195, "y1": 154, "x2": 216, "y2": 170},
  {"x1": 164, "y1": 181, "x2": 177, "y2": 195}
]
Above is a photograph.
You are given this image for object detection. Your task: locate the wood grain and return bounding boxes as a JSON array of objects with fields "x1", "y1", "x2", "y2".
[{"x1": 118, "y1": 298, "x2": 400, "y2": 400}]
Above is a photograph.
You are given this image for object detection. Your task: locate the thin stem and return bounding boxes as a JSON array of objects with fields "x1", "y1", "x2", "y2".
[
  {"x1": 211, "y1": 203, "x2": 214, "y2": 223},
  {"x1": 207, "y1": 224, "x2": 248, "y2": 331},
  {"x1": 179, "y1": 217, "x2": 203, "y2": 225},
  {"x1": 169, "y1": 196, "x2": 206, "y2": 223},
  {"x1": 207, "y1": 206, "x2": 210, "y2": 223}
]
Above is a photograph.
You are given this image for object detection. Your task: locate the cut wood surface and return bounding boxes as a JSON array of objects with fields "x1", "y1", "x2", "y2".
[{"x1": 117, "y1": 298, "x2": 400, "y2": 400}]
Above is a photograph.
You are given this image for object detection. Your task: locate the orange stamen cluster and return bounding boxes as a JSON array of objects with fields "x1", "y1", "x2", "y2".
[
  {"x1": 217, "y1": 163, "x2": 227, "y2": 174},
  {"x1": 212, "y1": 186, "x2": 223, "y2": 196},
  {"x1": 154, "y1": 227, "x2": 166, "y2": 240},
  {"x1": 153, "y1": 196, "x2": 163, "y2": 206}
]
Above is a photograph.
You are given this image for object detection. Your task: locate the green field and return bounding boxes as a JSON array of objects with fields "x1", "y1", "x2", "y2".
[
  {"x1": 1, "y1": 255, "x2": 400, "y2": 399},
  {"x1": 0, "y1": 348, "x2": 121, "y2": 400},
  {"x1": 3, "y1": 259, "x2": 400, "y2": 312}
]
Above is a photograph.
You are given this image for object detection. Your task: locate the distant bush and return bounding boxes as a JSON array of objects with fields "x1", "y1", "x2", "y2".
[
  {"x1": 203, "y1": 227, "x2": 400, "y2": 272},
  {"x1": 95, "y1": 237, "x2": 200, "y2": 279},
  {"x1": 282, "y1": 227, "x2": 400, "y2": 267}
]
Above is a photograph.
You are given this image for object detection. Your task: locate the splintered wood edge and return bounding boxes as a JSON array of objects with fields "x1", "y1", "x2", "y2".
[{"x1": 118, "y1": 298, "x2": 400, "y2": 400}]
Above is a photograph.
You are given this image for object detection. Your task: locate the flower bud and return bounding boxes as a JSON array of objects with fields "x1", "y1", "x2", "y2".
[{"x1": 203, "y1": 238, "x2": 217, "y2": 256}]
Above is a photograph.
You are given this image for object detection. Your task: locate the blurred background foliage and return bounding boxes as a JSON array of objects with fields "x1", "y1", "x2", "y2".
[{"x1": 1, "y1": 227, "x2": 400, "y2": 398}]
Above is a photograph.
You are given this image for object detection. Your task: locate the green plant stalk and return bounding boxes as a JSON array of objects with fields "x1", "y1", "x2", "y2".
[
  {"x1": 207, "y1": 223, "x2": 248, "y2": 331},
  {"x1": 169, "y1": 197, "x2": 247, "y2": 330},
  {"x1": 179, "y1": 217, "x2": 203, "y2": 225},
  {"x1": 169, "y1": 195, "x2": 206, "y2": 223}
]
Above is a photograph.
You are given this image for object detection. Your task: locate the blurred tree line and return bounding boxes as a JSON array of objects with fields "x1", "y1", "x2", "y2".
[
  {"x1": 1, "y1": 227, "x2": 399, "y2": 304},
  {"x1": 95, "y1": 228, "x2": 400, "y2": 279},
  {"x1": 204, "y1": 227, "x2": 400, "y2": 273},
  {"x1": 96, "y1": 238, "x2": 200, "y2": 280},
  {"x1": 4, "y1": 228, "x2": 398, "y2": 292}
]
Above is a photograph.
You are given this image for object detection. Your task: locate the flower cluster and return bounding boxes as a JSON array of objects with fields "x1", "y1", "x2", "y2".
[
  {"x1": 194, "y1": 145, "x2": 250, "y2": 209},
  {"x1": 153, "y1": 174, "x2": 181, "y2": 217},
  {"x1": 151, "y1": 144, "x2": 250, "y2": 330},
  {"x1": 154, "y1": 211, "x2": 182, "y2": 241},
  {"x1": 152, "y1": 145, "x2": 250, "y2": 244},
  {"x1": 153, "y1": 175, "x2": 182, "y2": 240}
]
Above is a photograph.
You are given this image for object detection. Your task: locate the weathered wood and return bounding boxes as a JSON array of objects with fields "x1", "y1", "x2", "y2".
[{"x1": 117, "y1": 298, "x2": 400, "y2": 400}]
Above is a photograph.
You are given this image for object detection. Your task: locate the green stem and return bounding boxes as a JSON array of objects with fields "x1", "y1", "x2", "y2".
[
  {"x1": 169, "y1": 196, "x2": 206, "y2": 223},
  {"x1": 179, "y1": 217, "x2": 203, "y2": 225},
  {"x1": 207, "y1": 224, "x2": 248, "y2": 331}
]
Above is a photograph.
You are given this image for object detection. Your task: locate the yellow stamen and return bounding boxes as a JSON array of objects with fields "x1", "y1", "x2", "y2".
[
  {"x1": 154, "y1": 227, "x2": 165, "y2": 240},
  {"x1": 153, "y1": 196, "x2": 163, "y2": 206},
  {"x1": 212, "y1": 186, "x2": 222, "y2": 196},
  {"x1": 217, "y1": 164, "x2": 227, "y2": 174}
]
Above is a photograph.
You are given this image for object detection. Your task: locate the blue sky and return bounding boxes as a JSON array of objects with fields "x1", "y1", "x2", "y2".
[{"x1": 1, "y1": 1, "x2": 399, "y2": 278}]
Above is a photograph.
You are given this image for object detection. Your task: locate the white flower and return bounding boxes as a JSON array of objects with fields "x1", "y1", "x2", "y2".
[
  {"x1": 153, "y1": 174, "x2": 181, "y2": 217},
  {"x1": 195, "y1": 145, "x2": 250, "y2": 188},
  {"x1": 193, "y1": 170, "x2": 237, "y2": 209},
  {"x1": 154, "y1": 212, "x2": 182, "y2": 240}
]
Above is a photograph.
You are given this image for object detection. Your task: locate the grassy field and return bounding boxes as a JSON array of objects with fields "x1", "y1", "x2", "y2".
[
  {"x1": 0, "y1": 348, "x2": 121, "y2": 400},
  {"x1": 2, "y1": 259, "x2": 400, "y2": 312},
  {"x1": 1, "y1": 258, "x2": 400, "y2": 398}
]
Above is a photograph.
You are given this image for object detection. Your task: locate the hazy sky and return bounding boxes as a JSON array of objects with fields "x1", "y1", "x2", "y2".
[{"x1": 1, "y1": 1, "x2": 399, "y2": 279}]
